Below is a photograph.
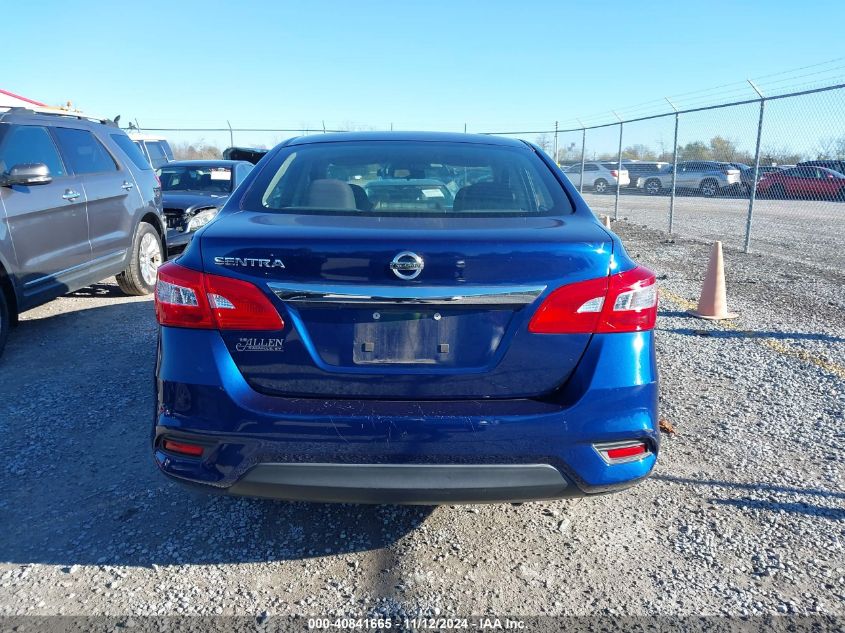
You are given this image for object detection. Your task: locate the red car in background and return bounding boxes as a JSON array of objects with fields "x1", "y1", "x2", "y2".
[{"x1": 756, "y1": 165, "x2": 845, "y2": 200}]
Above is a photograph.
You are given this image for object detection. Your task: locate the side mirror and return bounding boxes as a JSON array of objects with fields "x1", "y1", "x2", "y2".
[{"x1": 2, "y1": 163, "x2": 52, "y2": 187}]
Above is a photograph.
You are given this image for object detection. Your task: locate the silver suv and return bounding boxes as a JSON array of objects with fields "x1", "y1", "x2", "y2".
[
  {"x1": 636, "y1": 161, "x2": 741, "y2": 197},
  {"x1": 563, "y1": 162, "x2": 630, "y2": 193},
  {"x1": 0, "y1": 107, "x2": 165, "y2": 356}
]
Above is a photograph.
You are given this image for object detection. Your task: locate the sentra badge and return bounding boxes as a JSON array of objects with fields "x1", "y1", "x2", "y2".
[{"x1": 214, "y1": 256, "x2": 285, "y2": 269}]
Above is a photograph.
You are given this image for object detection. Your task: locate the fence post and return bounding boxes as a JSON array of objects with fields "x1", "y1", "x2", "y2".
[
  {"x1": 745, "y1": 80, "x2": 766, "y2": 253},
  {"x1": 553, "y1": 121, "x2": 559, "y2": 165},
  {"x1": 614, "y1": 114, "x2": 623, "y2": 220},
  {"x1": 666, "y1": 98, "x2": 680, "y2": 234},
  {"x1": 579, "y1": 125, "x2": 586, "y2": 194}
]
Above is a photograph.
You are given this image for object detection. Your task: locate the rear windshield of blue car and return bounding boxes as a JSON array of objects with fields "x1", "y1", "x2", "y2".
[{"x1": 245, "y1": 141, "x2": 573, "y2": 217}]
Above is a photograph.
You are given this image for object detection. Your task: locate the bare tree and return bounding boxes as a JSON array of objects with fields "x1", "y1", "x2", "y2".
[
  {"x1": 172, "y1": 140, "x2": 222, "y2": 160},
  {"x1": 534, "y1": 133, "x2": 552, "y2": 153}
]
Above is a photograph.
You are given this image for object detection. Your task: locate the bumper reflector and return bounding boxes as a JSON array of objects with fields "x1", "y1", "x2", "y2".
[
  {"x1": 163, "y1": 439, "x2": 205, "y2": 457},
  {"x1": 594, "y1": 441, "x2": 650, "y2": 464}
]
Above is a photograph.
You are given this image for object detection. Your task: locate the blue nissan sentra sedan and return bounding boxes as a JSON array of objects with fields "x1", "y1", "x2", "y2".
[{"x1": 153, "y1": 132, "x2": 659, "y2": 504}]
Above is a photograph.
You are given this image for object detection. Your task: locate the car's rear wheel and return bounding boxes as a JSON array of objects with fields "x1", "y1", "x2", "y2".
[
  {"x1": 836, "y1": 187, "x2": 845, "y2": 201},
  {"x1": 594, "y1": 178, "x2": 609, "y2": 194},
  {"x1": 0, "y1": 289, "x2": 9, "y2": 359},
  {"x1": 644, "y1": 178, "x2": 662, "y2": 195},
  {"x1": 699, "y1": 179, "x2": 719, "y2": 197},
  {"x1": 116, "y1": 222, "x2": 163, "y2": 296}
]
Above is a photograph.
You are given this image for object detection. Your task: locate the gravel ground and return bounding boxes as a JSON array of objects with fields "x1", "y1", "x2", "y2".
[
  {"x1": 0, "y1": 222, "x2": 843, "y2": 624},
  {"x1": 583, "y1": 189, "x2": 845, "y2": 273}
]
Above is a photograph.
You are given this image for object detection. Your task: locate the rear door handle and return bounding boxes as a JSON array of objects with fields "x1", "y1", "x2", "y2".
[
  {"x1": 62, "y1": 189, "x2": 81, "y2": 201},
  {"x1": 121, "y1": 181, "x2": 134, "y2": 191}
]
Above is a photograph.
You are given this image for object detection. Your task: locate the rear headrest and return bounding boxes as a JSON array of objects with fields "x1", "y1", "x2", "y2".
[
  {"x1": 305, "y1": 179, "x2": 356, "y2": 209},
  {"x1": 453, "y1": 182, "x2": 516, "y2": 211}
]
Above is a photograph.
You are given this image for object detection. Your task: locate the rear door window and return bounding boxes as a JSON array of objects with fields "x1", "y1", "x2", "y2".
[
  {"x1": 0, "y1": 124, "x2": 66, "y2": 177},
  {"x1": 53, "y1": 128, "x2": 118, "y2": 174},
  {"x1": 145, "y1": 142, "x2": 168, "y2": 167},
  {"x1": 110, "y1": 134, "x2": 152, "y2": 170}
]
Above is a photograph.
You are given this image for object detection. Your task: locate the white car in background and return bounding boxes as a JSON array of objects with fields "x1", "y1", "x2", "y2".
[
  {"x1": 563, "y1": 162, "x2": 630, "y2": 193},
  {"x1": 128, "y1": 133, "x2": 174, "y2": 169}
]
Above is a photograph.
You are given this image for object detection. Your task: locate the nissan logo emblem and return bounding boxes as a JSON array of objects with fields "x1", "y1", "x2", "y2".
[{"x1": 390, "y1": 251, "x2": 424, "y2": 280}]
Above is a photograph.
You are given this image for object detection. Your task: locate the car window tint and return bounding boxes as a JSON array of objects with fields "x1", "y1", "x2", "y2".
[
  {"x1": 0, "y1": 124, "x2": 66, "y2": 177},
  {"x1": 110, "y1": 133, "x2": 152, "y2": 170},
  {"x1": 157, "y1": 165, "x2": 233, "y2": 192},
  {"x1": 53, "y1": 128, "x2": 118, "y2": 174},
  {"x1": 252, "y1": 141, "x2": 571, "y2": 217},
  {"x1": 160, "y1": 141, "x2": 174, "y2": 161},
  {"x1": 146, "y1": 142, "x2": 167, "y2": 163},
  {"x1": 584, "y1": 164, "x2": 598, "y2": 172}
]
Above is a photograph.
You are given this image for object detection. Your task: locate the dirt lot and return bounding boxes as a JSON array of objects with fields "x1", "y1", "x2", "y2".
[
  {"x1": 583, "y1": 190, "x2": 845, "y2": 272},
  {"x1": 0, "y1": 222, "x2": 843, "y2": 624}
]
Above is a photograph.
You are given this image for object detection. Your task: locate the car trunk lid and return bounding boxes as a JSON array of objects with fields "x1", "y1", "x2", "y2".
[{"x1": 200, "y1": 211, "x2": 613, "y2": 399}]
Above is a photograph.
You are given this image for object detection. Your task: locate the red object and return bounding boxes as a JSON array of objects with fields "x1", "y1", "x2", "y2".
[
  {"x1": 610, "y1": 170, "x2": 618, "y2": 177},
  {"x1": 0, "y1": 88, "x2": 47, "y2": 107},
  {"x1": 155, "y1": 261, "x2": 284, "y2": 331},
  {"x1": 756, "y1": 166, "x2": 845, "y2": 199},
  {"x1": 605, "y1": 443, "x2": 647, "y2": 460},
  {"x1": 529, "y1": 266, "x2": 657, "y2": 334},
  {"x1": 162, "y1": 439, "x2": 205, "y2": 457}
]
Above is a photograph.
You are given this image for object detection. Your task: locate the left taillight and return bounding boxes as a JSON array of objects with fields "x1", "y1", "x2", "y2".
[
  {"x1": 528, "y1": 266, "x2": 657, "y2": 334},
  {"x1": 155, "y1": 261, "x2": 284, "y2": 331}
]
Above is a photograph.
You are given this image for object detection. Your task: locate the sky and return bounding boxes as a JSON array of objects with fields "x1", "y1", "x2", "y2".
[{"x1": 3, "y1": 0, "x2": 845, "y2": 155}]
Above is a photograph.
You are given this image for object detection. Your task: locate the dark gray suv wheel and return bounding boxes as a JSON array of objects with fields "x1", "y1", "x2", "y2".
[{"x1": 116, "y1": 222, "x2": 163, "y2": 295}]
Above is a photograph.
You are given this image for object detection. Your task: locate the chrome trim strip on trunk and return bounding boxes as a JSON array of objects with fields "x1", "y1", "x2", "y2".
[{"x1": 267, "y1": 282, "x2": 546, "y2": 308}]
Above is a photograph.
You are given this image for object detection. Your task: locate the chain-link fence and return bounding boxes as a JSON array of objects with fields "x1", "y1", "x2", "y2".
[
  {"x1": 485, "y1": 82, "x2": 845, "y2": 273},
  {"x1": 130, "y1": 81, "x2": 845, "y2": 272}
]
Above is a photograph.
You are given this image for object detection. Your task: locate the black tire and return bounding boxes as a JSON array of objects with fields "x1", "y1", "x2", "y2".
[
  {"x1": 594, "y1": 178, "x2": 609, "y2": 194},
  {"x1": 116, "y1": 222, "x2": 163, "y2": 296},
  {"x1": 0, "y1": 288, "x2": 9, "y2": 359},
  {"x1": 644, "y1": 178, "x2": 662, "y2": 195},
  {"x1": 836, "y1": 187, "x2": 845, "y2": 202},
  {"x1": 699, "y1": 179, "x2": 719, "y2": 197}
]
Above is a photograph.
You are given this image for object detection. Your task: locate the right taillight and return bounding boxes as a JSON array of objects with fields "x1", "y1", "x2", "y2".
[
  {"x1": 528, "y1": 266, "x2": 657, "y2": 334},
  {"x1": 155, "y1": 262, "x2": 284, "y2": 331}
]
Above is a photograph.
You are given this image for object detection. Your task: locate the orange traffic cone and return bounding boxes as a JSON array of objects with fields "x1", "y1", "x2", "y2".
[{"x1": 689, "y1": 241, "x2": 738, "y2": 320}]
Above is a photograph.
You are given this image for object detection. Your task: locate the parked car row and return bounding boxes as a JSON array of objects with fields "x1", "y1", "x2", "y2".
[
  {"x1": 0, "y1": 106, "x2": 166, "y2": 355},
  {"x1": 562, "y1": 156, "x2": 845, "y2": 200},
  {"x1": 0, "y1": 106, "x2": 276, "y2": 357}
]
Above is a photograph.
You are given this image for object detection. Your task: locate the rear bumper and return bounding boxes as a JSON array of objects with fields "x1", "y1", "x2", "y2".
[
  {"x1": 154, "y1": 328, "x2": 659, "y2": 503},
  {"x1": 227, "y1": 463, "x2": 573, "y2": 504}
]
